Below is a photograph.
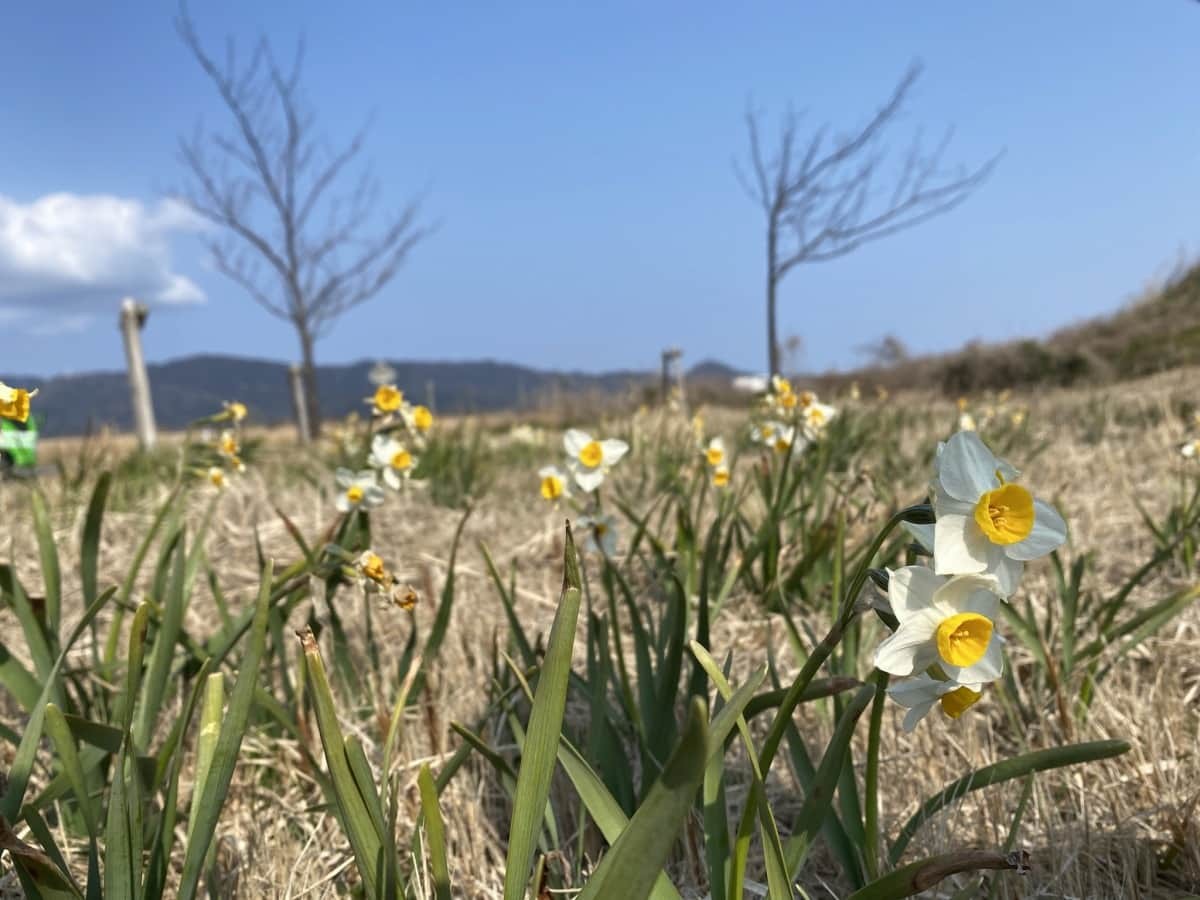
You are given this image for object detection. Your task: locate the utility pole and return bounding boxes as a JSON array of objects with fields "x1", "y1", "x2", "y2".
[
  {"x1": 661, "y1": 347, "x2": 686, "y2": 412},
  {"x1": 118, "y1": 298, "x2": 157, "y2": 450}
]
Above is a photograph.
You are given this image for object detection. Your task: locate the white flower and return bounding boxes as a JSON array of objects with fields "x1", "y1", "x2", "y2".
[
  {"x1": 703, "y1": 437, "x2": 726, "y2": 467},
  {"x1": 874, "y1": 566, "x2": 1006, "y2": 686},
  {"x1": 576, "y1": 514, "x2": 618, "y2": 556},
  {"x1": 801, "y1": 401, "x2": 837, "y2": 438},
  {"x1": 334, "y1": 468, "x2": 386, "y2": 513},
  {"x1": 712, "y1": 464, "x2": 730, "y2": 488},
  {"x1": 564, "y1": 429, "x2": 628, "y2": 492},
  {"x1": 887, "y1": 672, "x2": 985, "y2": 732},
  {"x1": 931, "y1": 431, "x2": 1067, "y2": 596},
  {"x1": 538, "y1": 465, "x2": 571, "y2": 502},
  {"x1": 1181, "y1": 439, "x2": 1200, "y2": 459},
  {"x1": 958, "y1": 412, "x2": 977, "y2": 432},
  {"x1": 369, "y1": 434, "x2": 417, "y2": 490}
]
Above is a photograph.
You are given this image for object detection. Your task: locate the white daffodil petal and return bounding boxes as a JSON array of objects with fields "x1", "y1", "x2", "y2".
[
  {"x1": 874, "y1": 610, "x2": 942, "y2": 676},
  {"x1": 931, "y1": 574, "x2": 1000, "y2": 616},
  {"x1": 903, "y1": 522, "x2": 935, "y2": 555},
  {"x1": 938, "y1": 431, "x2": 1000, "y2": 501},
  {"x1": 902, "y1": 702, "x2": 937, "y2": 733},
  {"x1": 335, "y1": 468, "x2": 354, "y2": 488},
  {"x1": 987, "y1": 549, "x2": 1024, "y2": 596},
  {"x1": 932, "y1": 484, "x2": 977, "y2": 518},
  {"x1": 600, "y1": 438, "x2": 629, "y2": 465},
  {"x1": 950, "y1": 635, "x2": 1005, "y2": 684},
  {"x1": 563, "y1": 429, "x2": 590, "y2": 457},
  {"x1": 383, "y1": 468, "x2": 401, "y2": 491},
  {"x1": 889, "y1": 566, "x2": 946, "y2": 620},
  {"x1": 364, "y1": 485, "x2": 387, "y2": 507},
  {"x1": 573, "y1": 467, "x2": 605, "y2": 492},
  {"x1": 1007, "y1": 500, "x2": 1068, "y2": 561},
  {"x1": 933, "y1": 515, "x2": 989, "y2": 575}
]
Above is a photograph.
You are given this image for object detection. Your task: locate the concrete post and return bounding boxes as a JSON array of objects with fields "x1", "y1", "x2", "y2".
[
  {"x1": 118, "y1": 298, "x2": 156, "y2": 450},
  {"x1": 289, "y1": 365, "x2": 311, "y2": 444},
  {"x1": 661, "y1": 347, "x2": 685, "y2": 411}
]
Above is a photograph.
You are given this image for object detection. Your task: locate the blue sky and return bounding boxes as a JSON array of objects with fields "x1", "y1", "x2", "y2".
[{"x1": 1, "y1": 1, "x2": 1198, "y2": 378}]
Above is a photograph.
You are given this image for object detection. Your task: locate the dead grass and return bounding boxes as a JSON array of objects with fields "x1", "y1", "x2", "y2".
[{"x1": 3, "y1": 369, "x2": 1200, "y2": 898}]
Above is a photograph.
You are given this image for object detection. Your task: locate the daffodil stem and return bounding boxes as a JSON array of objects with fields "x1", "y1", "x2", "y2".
[
  {"x1": 757, "y1": 504, "x2": 916, "y2": 775},
  {"x1": 863, "y1": 669, "x2": 889, "y2": 881}
]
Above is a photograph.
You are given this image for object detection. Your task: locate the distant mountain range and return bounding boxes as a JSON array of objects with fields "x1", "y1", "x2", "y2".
[{"x1": 8, "y1": 354, "x2": 743, "y2": 437}]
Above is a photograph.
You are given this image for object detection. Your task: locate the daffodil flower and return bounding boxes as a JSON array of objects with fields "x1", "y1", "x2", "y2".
[
  {"x1": 369, "y1": 434, "x2": 417, "y2": 490},
  {"x1": 874, "y1": 566, "x2": 1006, "y2": 685},
  {"x1": 222, "y1": 401, "x2": 247, "y2": 422},
  {"x1": 0, "y1": 382, "x2": 37, "y2": 423},
  {"x1": 770, "y1": 424, "x2": 801, "y2": 455},
  {"x1": 887, "y1": 672, "x2": 985, "y2": 732},
  {"x1": 931, "y1": 431, "x2": 1067, "y2": 595},
  {"x1": 576, "y1": 514, "x2": 618, "y2": 556},
  {"x1": 712, "y1": 464, "x2": 730, "y2": 488},
  {"x1": 334, "y1": 468, "x2": 385, "y2": 513},
  {"x1": 538, "y1": 465, "x2": 570, "y2": 503},
  {"x1": 368, "y1": 384, "x2": 403, "y2": 416},
  {"x1": 216, "y1": 429, "x2": 240, "y2": 460},
  {"x1": 703, "y1": 437, "x2": 726, "y2": 467},
  {"x1": 1181, "y1": 439, "x2": 1200, "y2": 459},
  {"x1": 207, "y1": 467, "x2": 226, "y2": 489},
  {"x1": 564, "y1": 429, "x2": 628, "y2": 492},
  {"x1": 801, "y1": 400, "x2": 837, "y2": 438},
  {"x1": 403, "y1": 403, "x2": 433, "y2": 435}
]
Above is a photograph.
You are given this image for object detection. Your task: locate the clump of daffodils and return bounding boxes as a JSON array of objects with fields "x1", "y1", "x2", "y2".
[
  {"x1": 193, "y1": 400, "x2": 250, "y2": 487},
  {"x1": 0, "y1": 381, "x2": 37, "y2": 423},
  {"x1": 875, "y1": 429, "x2": 1067, "y2": 729},
  {"x1": 701, "y1": 436, "x2": 731, "y2": 487},
  {"x1": 752, "y1": 378, "x2": 836, "y2": 454}
]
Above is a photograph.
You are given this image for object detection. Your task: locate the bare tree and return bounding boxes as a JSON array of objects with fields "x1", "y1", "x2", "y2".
[
  {"x1": 736, "y1": 63, "x2": 998, "y2": 376},
  {"x1": 175, "y1": 6, "x2": 429, "y2": 436}
]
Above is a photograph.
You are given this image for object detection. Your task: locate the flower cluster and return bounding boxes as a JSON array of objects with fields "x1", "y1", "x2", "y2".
[
  {"x1": 203, "y1": 400, "x2": 249, "y2": 489},
  {"x1": 874, "y1": 430, "x2": 1067, "y2": 730},
  {"x1": 540, "y1": 429, "x2": 629, "y2": 497},
  {"x1": 332, "y1": 383, "x2": 435, "y2": 511},
  {"x1": 702, "y1": 436, "x2": 730, "y2": 487},
  {"x1": 751, "y1": 377, "x2": 838, "y2": 453}
]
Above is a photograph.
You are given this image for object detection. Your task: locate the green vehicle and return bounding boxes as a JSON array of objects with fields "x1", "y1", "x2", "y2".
[{"x1": 0, "y1": 413, "x2": 40, "y2": 474}]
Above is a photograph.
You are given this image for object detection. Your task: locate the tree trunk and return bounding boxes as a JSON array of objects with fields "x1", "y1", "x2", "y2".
[
  {"x1": 297, "y1": 326, "x2": 321, "y2": 440},
  {"x1": 766, "y1": 224, "x2": 780, "y2": 378}
]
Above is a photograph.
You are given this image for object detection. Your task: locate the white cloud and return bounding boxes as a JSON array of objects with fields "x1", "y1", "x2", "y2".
[{"x1": 0, "y1": 193, "x2": 206, "y2": 332}]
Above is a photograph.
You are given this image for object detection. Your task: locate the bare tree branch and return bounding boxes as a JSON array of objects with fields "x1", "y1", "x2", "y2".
[
  {"x1": 172, "y1": 2, "x2": 430, "y2": 435},
  {"x1": 738, "y1": 62, "x2": 998, "y2": 376}
]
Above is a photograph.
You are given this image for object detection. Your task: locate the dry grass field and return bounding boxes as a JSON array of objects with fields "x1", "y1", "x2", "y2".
[{"x1": 2, "y1": 369, "x2": 1199, "y2": 899}]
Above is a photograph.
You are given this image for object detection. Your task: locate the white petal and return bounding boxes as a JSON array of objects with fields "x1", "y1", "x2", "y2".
[
  {"x1": 573, "y1": 468, "x2": 605, "y2": 492},
  {"x1": 564, "y1": 429, "x2": 590, "y2": 456},
  {"x1": 1007, "y1": 500, "x2": 1068, "y2": 561},
  {"x1": 334, "y1": 494, "x2": 351, "y2": 513},
  {"x1": 903, "y1": 522, "x2": 935, "y2": 555},
  {"x1": 601, "y1": 439, "x2": 629, "y2": 465},
  {"x1": 902, "y1": 701, "x2": 937, "y2": 732},
  {"x1": 335, "y1": 468, "x2": 354, "y2": 488},
  {"x1": 931, "y1": 573, "x2": 1000, "y2": 616},
  {"x1": 951, "y1": 634, "x2": 1005, "y2": 684},
  {"x1": 889, "y1": 566, "x2": 945, "y2": 620},
  {"x1": 938, "y1": 431, "x2": 1000, "y2": 502},
  {"x1": 873, "y1": 611, "x2": 941, "y2": 676},
  {"x1": 364, "y1": 485, "x2": 387, "y2": 507},
  {"x1": 933, "y1": 515, "x2": 989, "y2": 575},
  {"x1": 987, "y1": 550, "x2": 1024, "y2": 597},
  {"x1": 383, "y1": 468, "x2": 401, "y2": 491},
  {"x1": 932, "y1": 484, "x2": 976, "y2": 517}
]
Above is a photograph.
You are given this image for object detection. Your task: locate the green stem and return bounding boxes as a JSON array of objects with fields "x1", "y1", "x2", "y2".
[{"x1": 863, "y1": 669, "x2": 889, "y2": 881}]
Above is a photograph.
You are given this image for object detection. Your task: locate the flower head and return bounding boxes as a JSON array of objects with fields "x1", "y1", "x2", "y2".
[
  {"x1": 0, "y1": 382, "x2": 37, "y2": 423},
  {"x1": 406, "y1": 404, "x2": 434, "y2": 434},
  {"x1": 537, "y1": 465, "x2": 571, "y2": 503},
  {"x1": 874, "y1": 566, "x2": 1006, "y2": 686},
  {"x1": 801, "y1": 400, "x2": 837, "y2": 438},
  {"x1": 703, "y1": 437, "x2": 726, "y2": 467},
  {"x1": 216, "y1": 429, "x2": 240, "y2": 459},
  {"x1": 207, "y1": 466, "x2": 226, "y2": 489},
  {"x1": 1182, "y1": 439, "x2": 1200, "y2": 459},
  {"x1": 369, "y1": 434, "x2": 417, "y2": 490},
  {"x1": 576, "y1": 513, "x2": 618, "y2": 556},
  {"x1": 334, "y1": 468, "x2": 386, "y2": 513},
  {"x1": 930, "y1": 431, "x2": 1067, "y2": 595},
  {"x1": 222, "y1": 401, "x2": 248, "y2": 422},
  {"x1": 712, "y1": 464, "x2": 730, "y2": 488},
  {"x1": 887, "y1": 672, "x2": 985, "y2": 732},
  {"x1": 563, "y1": 429, "x2": 628, "y2": 492},
  {"x1": 368, "y1": 384, "x2": 403, "y2": 416}
]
